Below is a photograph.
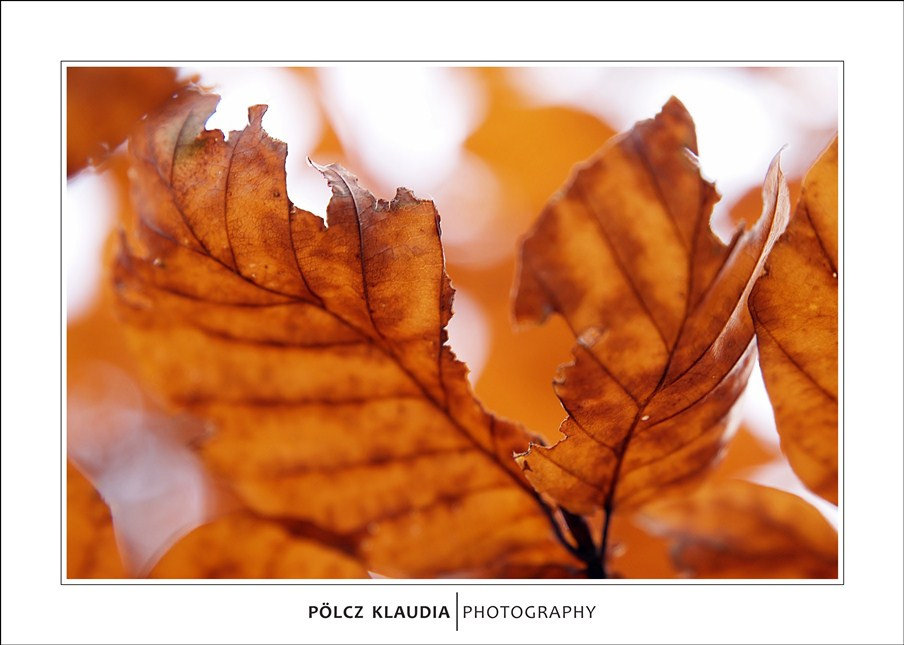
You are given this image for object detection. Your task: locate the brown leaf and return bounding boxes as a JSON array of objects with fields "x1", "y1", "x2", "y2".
[
  {"x1": 67, "y1": 67, "x2": 189, "y2": 176},
  {"x1": 749, "y1": 138, "x2": 838, "y2": 504},
  {"x1": 113, "y1": 90, "x2": 580, "y2": 578},
  {"x1": 513, "y1": 99, "x2": 790, "y2": 529},
  {"x1": 639, "y1": 480, "x2": 837, "y2": 578}
]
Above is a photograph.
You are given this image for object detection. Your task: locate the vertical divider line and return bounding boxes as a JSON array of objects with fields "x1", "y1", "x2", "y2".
[{"x1": 455, "y1": 591, "x2": 459, "y2": 631}]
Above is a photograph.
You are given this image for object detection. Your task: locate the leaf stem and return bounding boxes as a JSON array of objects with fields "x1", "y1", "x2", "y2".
[
  {"x1": 530, "y1": 493, "x2": 584, "y2": 560},
  {"x1": 586, "y1": 558, "x2": 606, "y2": 579},
  {"x1": 597, "y1": 502, "x2": 615, "y2": 579},
  {"x1": 560, "y1": 506, "x2": 607, "y2": 578}
]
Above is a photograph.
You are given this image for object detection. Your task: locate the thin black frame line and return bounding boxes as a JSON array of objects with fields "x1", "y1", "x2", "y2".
[
  {"x1": 61, "y1": 60, "x2": 844, "y2": 587},
  {"x1": 61, "y1": 59, "x2": 844, "y2": 64},
  {"x1": 68, "y1": 582, "x2": 837, "y2": 586},
  {"x1": 60, "y1": 58, "x2": 66, "y2": 588},
  {"x1": 841, "y1": 58, "x2": 846, "y2": 586}
]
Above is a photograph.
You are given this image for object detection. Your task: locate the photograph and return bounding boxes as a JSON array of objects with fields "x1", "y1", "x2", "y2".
[
  {"x1": 3, "y1": 2, "x2": 903, "y2": 643},
  {"x1": 65, "y1": 64, "x2": 839, "y2": 581}
]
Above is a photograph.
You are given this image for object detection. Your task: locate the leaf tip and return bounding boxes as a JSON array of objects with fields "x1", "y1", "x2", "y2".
[
  {"x1": 662, "y1": 95, "x2": 690, "y2": 115},
  {"x1": 511, "y1": 260, "x2": 556, "y2": 329},
  {"x1": 391, "y1": 186, "x2": 420, "y2": 208},
  {"x1": 648, "y1": 95, "x2": 698, "y2": 153},
  {"x1": 762, "y1": 147, "x2": 792, "y2": 231},
  {"x1": 247, "y1": 104, "x2": 269, "y2": 126},
  {"x1": 309, "y1": 159, "x2": 365, "y2": 201},
  {"x1": 306, "y1": 156, "x2": 326, "y2": 173},
  {"x1": 767, "y1": 145, "x2": 788, "y2": 176}
]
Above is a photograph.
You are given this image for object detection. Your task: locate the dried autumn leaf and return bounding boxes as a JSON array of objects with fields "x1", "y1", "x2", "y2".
[
  {"x1": 749, "y1": 138, "x2": 838, "y2": 504},
  {"x1": 513, "y1": 99, "x2": 790, "y2": 551},
  {"x1": 639, "y1": 480, "x2": 837, "y2": 578},
  {"x1": 67, "y1": 67, "x2": 188, "y2": 176},
  {"x1": 114, "y1": 90, "x2": 581, "y2": 578}
]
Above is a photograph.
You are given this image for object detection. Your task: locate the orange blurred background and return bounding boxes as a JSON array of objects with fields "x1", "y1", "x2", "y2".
[{"x1": 66, "y1": 65, "x2": 838, "y2": 578}]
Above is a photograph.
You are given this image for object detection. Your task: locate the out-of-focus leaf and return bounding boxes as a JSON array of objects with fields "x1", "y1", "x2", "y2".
[
  {"x1": 640, "y1": 480, "x2": 837, "y2": 578},
  {"x1": 114, "y1": 90, "x2": 580, "y2": 578},
  {"x1": 706, "y1": 424, "x2": 781, "y2": 483},
  {"x1": 452, "y1": 261, "x2": 577, "y2": 444},
  {"x1": 67, "y1": 67, "x2": 189, "y2": 176},
  {"x1": 150, "y1": 512, "x2": 368, "y2": 578},
  {"x1": 607, "y1": 423, "x2": 780, "y2": 579},
  {"x1": 513, "y1": 99, "x2": 790, "y2": 548},
  {"x1": 749, "y1": 138, "x2": 838, "y2": 504},
  {"x1": 454, "y1": 70, "x2": 615, "y2": 439},
  {"x1": 67, "y1": 462, "x2": 124, "y2": 578},
  {"x1": 466, "y1": 68, "x2": 615, "y2": 218},
  {"x1": 605, "y1": 513, "x2": 677, "y2": 579}
]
